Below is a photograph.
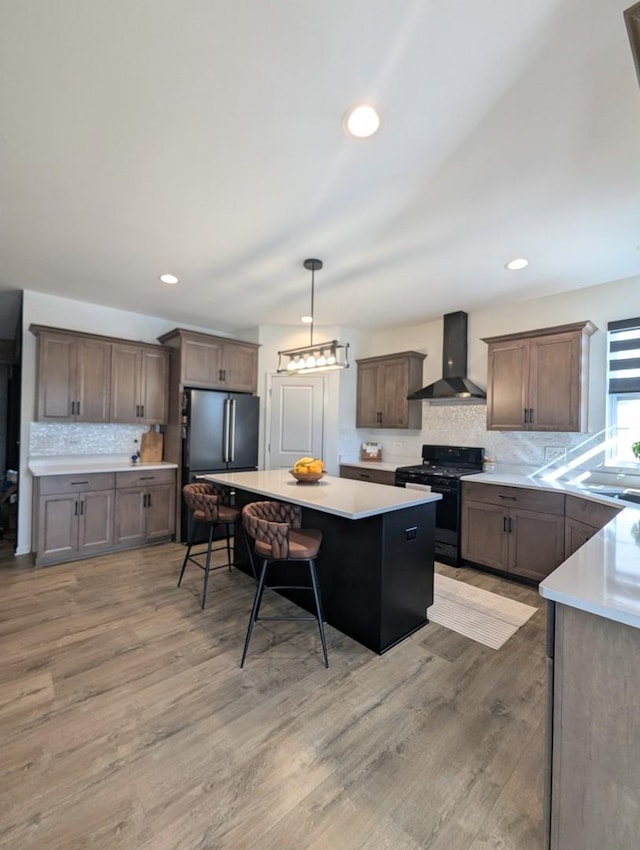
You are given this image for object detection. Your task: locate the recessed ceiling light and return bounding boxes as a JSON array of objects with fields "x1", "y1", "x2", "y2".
[
  {"x1": 301, "y1": 315, "x2": 313, "y2": 324},
  {"x1": 343, "y1": 104, "x2": 381, "y2": 139},
  {"x1": 505, "y1": 258, "x2": 529, "y2": 270},
  {"x1": 159, "y1": 273, "x2": 179, "y2": 285}
]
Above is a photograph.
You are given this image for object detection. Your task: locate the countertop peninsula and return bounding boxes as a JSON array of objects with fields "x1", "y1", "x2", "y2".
[{"x1": 462, "y1": 471, "x2": 640, "y2": 630}]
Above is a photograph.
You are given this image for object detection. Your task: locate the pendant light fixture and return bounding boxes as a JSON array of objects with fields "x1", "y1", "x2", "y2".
[{"x1": 277, "y1": 258, "x2": 350, "y2": 374}]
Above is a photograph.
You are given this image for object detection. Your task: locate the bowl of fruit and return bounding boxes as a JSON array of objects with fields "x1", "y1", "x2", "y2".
[{"x1": 289, "y1": 457, "x2": 326, "y2": 484}]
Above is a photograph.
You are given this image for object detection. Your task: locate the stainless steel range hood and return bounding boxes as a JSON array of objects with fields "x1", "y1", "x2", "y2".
[{"x1": 407, "y1": 311, "x2": 486, "y2": 401}]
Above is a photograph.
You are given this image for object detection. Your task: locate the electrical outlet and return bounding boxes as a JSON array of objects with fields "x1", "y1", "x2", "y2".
[{"x1": 544, "y1": 446, "x2": 566, "y2": 462}]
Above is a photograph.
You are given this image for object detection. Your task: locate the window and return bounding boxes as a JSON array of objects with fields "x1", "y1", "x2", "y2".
[{"x1": 607, "y1": 318, "x2": 640, "y2": 467}]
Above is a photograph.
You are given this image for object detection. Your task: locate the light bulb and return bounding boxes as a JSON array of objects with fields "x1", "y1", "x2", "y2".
[
  {"x1": 327, "y1": 354, "x2": 336, "y2": 365},
  {"x1": 317, "y1": 354, "x2": 327, "y2": 367},
  {"x1": 287, "y1": 358, "x2": 296, "y2": 371},
  {"x1": 306, "y1": 354, "x2": 316, "y2": 368}
]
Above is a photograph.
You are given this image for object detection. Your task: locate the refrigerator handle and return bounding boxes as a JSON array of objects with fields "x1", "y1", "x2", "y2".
[
  {"x1": 230, "y1": 398, "x2": 236, "y2": 462},
  {"x1": 223, "y1": 398, "x2": 231, "y2": 463}
]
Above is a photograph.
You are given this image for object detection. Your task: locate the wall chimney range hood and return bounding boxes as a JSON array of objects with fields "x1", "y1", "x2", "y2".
[{"x1": 407, "y1": 311, "x2": 486, "y2": 402}]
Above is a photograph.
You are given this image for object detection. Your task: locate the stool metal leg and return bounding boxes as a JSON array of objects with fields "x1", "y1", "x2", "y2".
[
  {"x1": 309, "y1": 559, "x2": 329, "y2": 668},
  {"x1": 240, "y1": 559, "x2": 269, "y2": 668},
  {"x1": 201, "y1": 521, "x2": 216, "y2": 609},
  {"x1": 178, "y1": 515, "x2": 196, "y2": 587},
  {"x1": 225, "y1": 522, "x2": 233, "y2": 572}
]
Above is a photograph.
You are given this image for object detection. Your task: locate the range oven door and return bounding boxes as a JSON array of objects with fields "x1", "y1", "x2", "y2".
[{"x1": 395, "y1": 471, "x2": 461, "y2": 565}]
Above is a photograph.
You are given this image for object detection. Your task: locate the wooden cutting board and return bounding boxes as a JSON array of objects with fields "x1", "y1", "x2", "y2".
[{"x1": 139, "y1": 428, "x2": 164, "y2": 463}]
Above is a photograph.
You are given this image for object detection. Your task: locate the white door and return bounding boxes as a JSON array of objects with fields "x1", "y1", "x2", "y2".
[{"x1": 267, "y1": 374, "x2": 325, "y2": 469}]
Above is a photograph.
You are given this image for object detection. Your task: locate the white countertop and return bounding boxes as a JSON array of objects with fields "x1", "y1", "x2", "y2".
[
  {"x1": 462, "y1": 471, "x2": 640, "y2": 629},
  {"x1": 202, "y1": 468, "x2": 441, "y2": 520},
  {"x1": 29, "y1": 456, "x2": 178, "y2": 476}
]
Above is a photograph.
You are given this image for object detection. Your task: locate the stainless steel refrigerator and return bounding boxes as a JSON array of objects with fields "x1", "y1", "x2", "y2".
[{"x1": 180, "y1": 388, "x2": 259, "y2": 542}]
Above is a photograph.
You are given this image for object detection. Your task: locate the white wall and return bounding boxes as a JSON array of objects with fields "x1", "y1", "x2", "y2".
[{"x1": 354, "y1": 274, "x2": 640, "y2": 469}]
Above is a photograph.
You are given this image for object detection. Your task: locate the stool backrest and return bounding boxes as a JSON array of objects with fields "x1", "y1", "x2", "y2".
[
  {"x1": 183, "y1": 482, "x2": 227, "y2": 522},
  {"x1": 242, "y1": 501, "x2": 301, "y2": 560}
]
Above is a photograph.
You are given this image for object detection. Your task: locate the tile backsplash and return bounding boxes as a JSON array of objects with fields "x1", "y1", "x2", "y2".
[
  {"x1": 30, "y1": 422, "x2": 148, "y2": 457},
  {"x1": 345, "y1": 403, "x2": 613, "y2": 474}
]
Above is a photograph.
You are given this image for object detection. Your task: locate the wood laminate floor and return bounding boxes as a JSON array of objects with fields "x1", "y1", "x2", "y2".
[{"x1": 0, "y1": 540, "x2": 547, "y2": 849}]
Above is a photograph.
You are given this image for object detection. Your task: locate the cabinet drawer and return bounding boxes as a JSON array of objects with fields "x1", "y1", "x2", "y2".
[
  {"x1": 39, "y1": 472, "x2": 116, "y2": 496},
  {"x1": 565, "y1": 495, "x2": 621, "y2": 528},
  {"x1": 116, "y1": 468, "x2": 176, "y2": 489},
  {"x1": 340, "y1": 465, "x2": 396, "y2": 486},
  {"x1": 462, "y1": 481, "x2": 565, "y2": 516}
]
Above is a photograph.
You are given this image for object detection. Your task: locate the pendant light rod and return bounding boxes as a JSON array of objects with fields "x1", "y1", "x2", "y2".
[{"x1": 303, "y1": 258, "x2": 322, "y2": 347}]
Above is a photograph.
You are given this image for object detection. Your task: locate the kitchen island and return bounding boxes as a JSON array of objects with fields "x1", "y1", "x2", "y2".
[{"x1": 203, "y1": 469, "x2": 441, "y2": 653}]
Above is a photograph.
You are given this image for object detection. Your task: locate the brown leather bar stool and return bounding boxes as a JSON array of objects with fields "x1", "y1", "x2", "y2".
[
  {"x1": 178, "y1": 482, "x2": 241, "y2": 609},
  {"x1": 241, "y1": 500, "x2": 328, "y2": 668}
]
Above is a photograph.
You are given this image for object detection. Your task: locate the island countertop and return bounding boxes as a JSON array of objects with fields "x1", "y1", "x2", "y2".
[{"x1": 202, "y1": 468, "x2": 441, "y2": 520}]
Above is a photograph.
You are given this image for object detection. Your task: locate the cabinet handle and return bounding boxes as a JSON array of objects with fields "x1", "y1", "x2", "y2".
[
  {"x1": 529, "y1": 407, "x2": 534, "y2": 423},
  {"x1": 74, "y1": 501, "x2": 79, "y2": 516},
  {"x1": 140, "y1": 405, "x2": 144, "y2": 418},
  {"x1": 76, "y1": 401, "x2": 80, "y2": 415},
  {"x1": 71, "y1": 480, "x2": 89, "y2": 486},
  {"x1": 140, "y1": 476, "x2": 155, "y2": 481},
  {"x1": 79, "y1": 500, "x2": 84, "y2": 516},
  {"x1": 523, "y1": 408, "x2": 529, "y2": 423},
  {"x1": 503, "y1": 516, "x2": 508, "y2": 532},
  {"x1": 499, "y1": 495, "x2": 517, "y2": 500},
  {"x1": 508, "y1": 517, "x2": 513, "y2": 533},
  {"x1": 219, "y1": 369, "x2": 224, "y2": 382},
  {"x1": 147, "y1": 493, "x2": 152, "y2": 508},
  {"x1": 359, "y1": 473, "x2": 371, "y2": 480}
]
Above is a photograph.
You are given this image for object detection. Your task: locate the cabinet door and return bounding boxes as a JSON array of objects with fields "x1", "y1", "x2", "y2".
[
  {"x1": 38, "y1": 494, "x2": 78, "y2": 559},
  {"x1": 221, "y1": 341, "x2": 258, "y2": 393},
  {"x1": 76, "y1": 337, "x2": 111, "y2": 423},
  {"x1": 139, "y1": 348, "x2": 169, "y2": 424},
  {"x1": 509, "y1": 508, "x2": 565, "y2": 581},
  {"x1": 460, "y1": 500, "x2": 509, "y2": 571},
  {"x1": 486, "y1": 340, "x2": 528, "y2": 430},
  {"x1": 564, "y1": 517, "x2": 596, "y2": 558},
  {"x1": 37, "y1": 333, "x2": 77, "y2": 421},
  {"x1": 356, "y1": 362, "x2": 381, "y2": 427},
  {"x1": 77, "y1": 490, "x2": 115, "y2": 553},
  {"x1": 145, "y1": 484, "x2": 175, "y2": 540},
  {"x1": 529, "y1": 332, "x2": 580, "y2": 431},
  {"x1": 110, "y1": 344, "x2": 142, "y2": 423},
  {"x1": 114, "y1": 488, "x2": 146, "y2": 545},
  {"x1": 380, "y1": 359, "x2": 411, "y2": 427},
  {"x1": 182, "y1": 337, "x2": 224, "y2": 387}
]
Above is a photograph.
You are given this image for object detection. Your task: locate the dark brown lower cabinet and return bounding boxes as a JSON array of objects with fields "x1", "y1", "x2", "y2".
[
  {"x1": 33, "y1": 468, "x2": 176, "y2": 566},
  {"x1": 564, "y1": 495, "x2": 621, "y2": 557},
  {"x1": 339, "y1": 464, "x2": 397, "y2": 486},
  {"x1": 114, "y1": 475, "x2": 175, "y2": 546},
  {"x1": 461, "y1": 482, "x2": 565, "y2": 581}
]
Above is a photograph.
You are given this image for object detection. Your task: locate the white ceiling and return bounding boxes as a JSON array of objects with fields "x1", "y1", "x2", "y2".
[{"x1": 1, "y1": 1, "x2": 639, "y2": 334}]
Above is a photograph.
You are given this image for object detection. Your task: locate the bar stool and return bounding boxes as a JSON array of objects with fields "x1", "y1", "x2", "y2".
[
  {"x1": 178, "y1": 482, "x2": 241, "y2": 609},
  {"x1": 241, "y1": 500, "x2": 328, "y2": 668}
]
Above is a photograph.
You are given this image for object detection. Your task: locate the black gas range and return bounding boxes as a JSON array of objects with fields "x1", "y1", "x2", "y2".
[{"x1": 395, "y1": 444, "x2": 484, "y2": 566}]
